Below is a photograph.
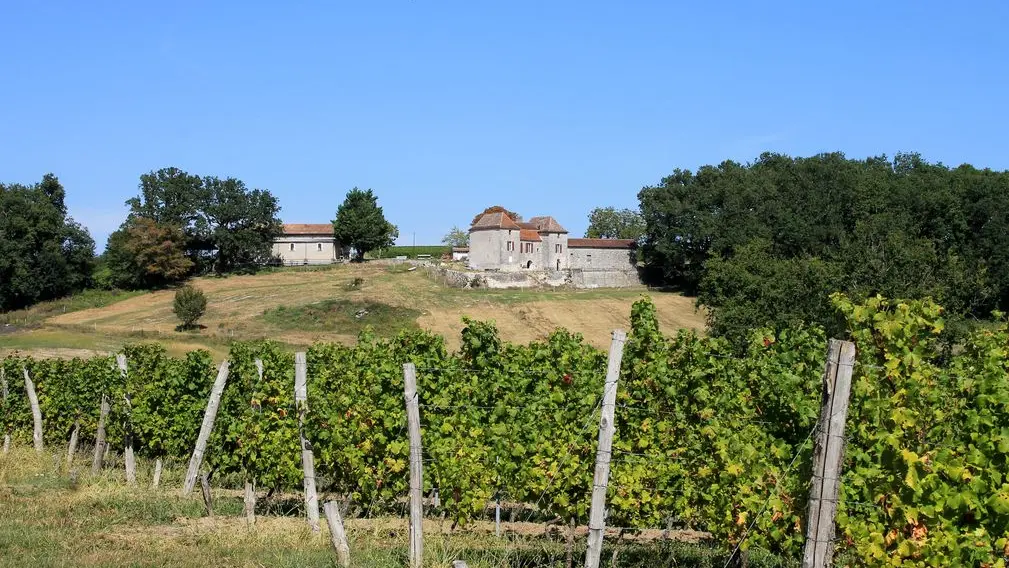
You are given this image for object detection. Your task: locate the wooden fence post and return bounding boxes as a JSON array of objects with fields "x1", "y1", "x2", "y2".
[
  {"x1": 91, "y1": 395, "x2": 110, "y2": 474},
  {"x1": 118, "y1": 355, "x2": 137, "y2": 485},
  {"x1": 183, "y1": 361, "x2": 230, "y2": 496},
  {"x1": 152, "y1": 459, "x2": 163, "y2": 488},
  {"x1": 295, "y1": 352, "x2": 320, "y2": 532},
  {"x1": 584, "y1": 329, "x2": 627, "y2": 568},
  {"x1": 323, "y1": 500, "x2": 351, "y2": 567},
  {"x1": 243, "y1": 358, "x2": 264, "y2": 526},
  {"x1": 801, "y1": 339, "x2": 856, "y2": 568},
  {"x1": 2, "y1": 367, "x2": 9, "y2": 454},
  {"x1": 66, "y1": 418, "x2": 81, "y2": 469},
  {"x1": 22, "y1": 367, "x2": 43, "y2": 452},
  {"x1": 404, "y1": 362, "x2": 424, "y2": 568},
  {"x1": 201, "y1": 471, "x2": 214, "y2": 516}
]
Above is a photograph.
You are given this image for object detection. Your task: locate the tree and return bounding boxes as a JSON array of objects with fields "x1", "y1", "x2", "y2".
[
  {"x1": 442, "y1": 226, "x2": 469, "y2": 247},
  {"x1": 0, "y1": 174, "x2": 95, "y2": 310},
  {"x1": 203, "y1": 176, "x2": 283, "y2": 273},
  {"x1": 639, "y1": 151, "x2": 1009, "y2": 345},
  {"x1": 123, "y1": 168, "x2": 282, "y2": 276},
  {"x1": 332, "y1": 188, "x2": 398, "y2": 261},
  {"x1": 173, "y1": 286, "x2": 208, "y2": 329},
  {"x1": 585, "y1": 207, "x2": 645, "y2": 240},
  {"x1": 470, "y1": 205, "x2": 521, "y2": 226},
  {"x1": 103, "y1": 217, "x2": 194, "y2": 289}
]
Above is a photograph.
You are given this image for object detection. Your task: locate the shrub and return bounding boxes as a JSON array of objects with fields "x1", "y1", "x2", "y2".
[{"x1": 173, "y1": 286, "x2": 207, "y2": 329}]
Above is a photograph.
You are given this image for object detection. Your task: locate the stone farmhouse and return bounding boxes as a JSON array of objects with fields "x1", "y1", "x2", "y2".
[
  {"x1": 467, "y1": 210, "x2": 639, "y2": 287},
  {"x1": 271, "y1": 224, "x2": 350, "y2": 265}
]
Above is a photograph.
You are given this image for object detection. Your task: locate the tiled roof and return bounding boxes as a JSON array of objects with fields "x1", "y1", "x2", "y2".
[
  {"x1": 518, "y1": 222, "x2": 539, "y2": 230},
  {"x1": 519, "y1": 229, "x2": 542, "y2": 242},
  {"x1": 452, "y1": 246, "x2": 470, "y2": 252},
  {"x1": 282, "y1": 223, "x2": 334, "y2": 235},
  {"x1": 528, "y1": 216, "x2": 568, "y2": 233},
  {"x1": 567, "y1": 238, "x2": 637, "y2": 249},
  {"x1": 470, "y1": 212, "x2": 521, "y2": 231}
]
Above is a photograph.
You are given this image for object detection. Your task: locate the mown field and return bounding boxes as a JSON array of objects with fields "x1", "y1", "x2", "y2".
[{"x1": 0, "y1": 261, "x2": 704, "y2": 360}]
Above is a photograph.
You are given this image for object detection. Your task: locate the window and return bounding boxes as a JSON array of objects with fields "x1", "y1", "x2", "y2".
[
  {"x1": 555, "y1": 244, "x2": 562, "y2": 253},
  {"x1": 289, "y1": 243, "x2": 295, "y2": 251},
  {"x1": 524, "y1": 243, "x2": 534, "y2": 253},
  {"x1": 587, "y1": 254, "x2": 592, "y2": 263},
  {"x1": 317, "y1": 243, "x2": 323, "y2": 251},
  {"x1": 507, "y1": 241, "x2": 514, "y2": 252}
]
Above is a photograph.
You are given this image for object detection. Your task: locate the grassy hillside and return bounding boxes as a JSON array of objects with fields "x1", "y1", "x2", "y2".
[{"x1": 0, "y1": 261, "x2": 705, "y2": 359}]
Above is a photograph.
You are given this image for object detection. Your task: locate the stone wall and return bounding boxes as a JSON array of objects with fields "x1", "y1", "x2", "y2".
[
  {"x1": 569, "y1": 269, "x2": 641, "y2": 289},
  {"x1": 422, "y1": 263, "x2": 640, "y2": 290},
  {"x1": 568, "y1": 246, "x2": 637, "y2": 271}
]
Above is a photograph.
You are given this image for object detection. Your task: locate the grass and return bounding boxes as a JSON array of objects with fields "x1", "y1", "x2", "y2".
[
  {"x1": 260, "y1": 300, "x2": 421, "y2": 336},
  {"x1": 0, "y1": 289, "x2": 145, "y2": 328},
  {"x1": 368, "y1": 246, "x2": 449, "y2": 259},
  {"x1": 0, "y1": 447, "x2": 796, "y2": 568},
  {"x1": 0, "y1": 262, "x2": 706, "y2": 357}
]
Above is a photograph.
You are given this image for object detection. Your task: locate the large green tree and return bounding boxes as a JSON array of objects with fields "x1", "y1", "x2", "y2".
[
  {"x1": 332, "y1": 188, "x2": 398, "y2": 261},
  {"x1": 203, "y1": 176, "x2": 283, "y2": 273},
  {"x1": 639, "y1": 151, "x2": 1009, "y2": 344},
  {"x1": 585, "y1": 206, "x2": 645, "y2": 240},
  {"x1": 120, "y1": 167, "x2": 282, "y2": 277},
  {"x1": 0, "y1": 174, "x2": 95, "y2": 310}
]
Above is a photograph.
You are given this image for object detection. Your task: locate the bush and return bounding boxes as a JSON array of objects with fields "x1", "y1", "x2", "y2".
[{"x1": 173, "y1": 286, "x2": 207, "y2": 329}]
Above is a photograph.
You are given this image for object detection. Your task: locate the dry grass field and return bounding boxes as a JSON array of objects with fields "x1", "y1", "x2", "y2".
[{"x1": 1, "y1": 262, "x2": 705, "y2": 360}]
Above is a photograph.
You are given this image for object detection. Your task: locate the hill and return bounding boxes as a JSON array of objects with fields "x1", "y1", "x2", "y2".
[{"x1": 1, "y1": 262, "x2": 705, "y2": 359}]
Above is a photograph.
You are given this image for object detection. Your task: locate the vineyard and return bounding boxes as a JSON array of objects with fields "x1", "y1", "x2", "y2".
[{"x1": 4, "y1": 294, "x2": 1009, "y2": 566}]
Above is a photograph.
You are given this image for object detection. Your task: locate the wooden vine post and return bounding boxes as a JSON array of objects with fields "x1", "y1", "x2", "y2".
[
  {"x1": 66, "y1": 417, "x2": 81, "y2": 469},
  {"x1": 22, "y1": 367, "x2": 44, "y2": 452},
  {"x1": 91, "y1": 395, "x2": 111, "y2": 474},
  {"x1": 118, "y1": 355, "x2": 137, "y2": 485},
  {"x1": 801, "y1": 339, "x2": 856, "y2": 568},
  {"x1": 295, "y1": 352, "x2": 320, "y2": 532},
  {"x1": 183, "y1": 361, "x2": 230, "y2": 496},
  {"x1": 152, "y1": 459, "x2": 163, "y2": 488},
  {"x1": 404, "y1": 362, "x2": 424, "y2": 568},
  {"x1": 584, "y1": 329, "x2": 627, "y2": 568},
  {"x1": 244, "y1": 358, "x2": 264, "y2": 526},
  {"x1": 1, "y1": 367, "x2": 9, "y2": 454},
  {"x1": 323, "y1": 500, "x2": 351, "y2": 567}
]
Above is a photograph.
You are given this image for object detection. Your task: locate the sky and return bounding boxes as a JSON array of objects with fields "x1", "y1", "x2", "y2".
[{"x1": 2, "y1": 1, "x2": 1008, "y2": 248}]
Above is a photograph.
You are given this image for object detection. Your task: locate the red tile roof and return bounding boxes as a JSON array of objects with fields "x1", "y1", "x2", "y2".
[
  {"x1": 567, "y1": 238, "x2": 637, "y2": 249},
  {"x1": 519, "y1": 229, "x2": 542, "y2": 242},
  {"x1": 282, "y1": 223, "x2": 334, "y2": 235},
  {"x1": 528, "y1": 216, "x2": 568, "y2": 233},
  {"x1": 470, "y1": 212, "x2": 521, "y2": 231}
]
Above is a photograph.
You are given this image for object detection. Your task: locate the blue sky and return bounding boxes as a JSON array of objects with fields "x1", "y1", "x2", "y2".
[{"x1": 2, "y1": 1, "x2": 1008, "y2": 248}]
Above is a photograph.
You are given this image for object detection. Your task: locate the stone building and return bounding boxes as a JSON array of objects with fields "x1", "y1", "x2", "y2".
[
  {"x1": 467, "y1": 210, "x2": 637, "y2": 275},
  {"x1": 271, "y1": 224, "x2": 350, "y2": 265}
]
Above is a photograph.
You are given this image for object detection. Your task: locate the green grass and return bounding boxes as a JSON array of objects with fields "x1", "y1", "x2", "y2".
[
  {"x1": 0, "y1": 447, "x2": 796, "y2": 568},
  {"x1": 0, "y1": 289, "x2": 145, "y2": 327},
  {"x1": 260, "y1": 300, "x2": 421, "y2": 336},
  {"x1": 368, "y1": 245, "x2": 449, "y2": 259}
]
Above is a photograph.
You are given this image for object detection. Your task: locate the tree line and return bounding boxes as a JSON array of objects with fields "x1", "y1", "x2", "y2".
[
  {"x1": 636, "y1": 151, "x2": 1009, "y2": 344},
  {"x1": 0, "y1": 168, "x2": 399, "y2": 311}
]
